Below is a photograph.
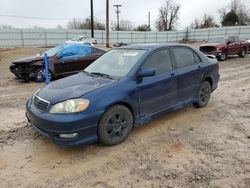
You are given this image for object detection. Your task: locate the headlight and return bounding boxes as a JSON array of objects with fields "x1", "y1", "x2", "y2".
[
  {"x1": 49, "y1": 99, "x2": 89, "y2": 114},
  {"x1": 33, "y1": 88, "x2": 40, "y2": 99}
]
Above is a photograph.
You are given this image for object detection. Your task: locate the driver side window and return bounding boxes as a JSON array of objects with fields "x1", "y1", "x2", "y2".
[{"x1": 141, "y1": 49, "x2": 173, "y2": 75}]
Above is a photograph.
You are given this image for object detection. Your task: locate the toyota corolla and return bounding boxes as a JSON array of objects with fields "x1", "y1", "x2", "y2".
[{"x1": 26, "y1": 44, "x2": 220, "y2": 146}]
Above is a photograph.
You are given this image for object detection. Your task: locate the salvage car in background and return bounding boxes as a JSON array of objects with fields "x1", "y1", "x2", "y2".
[
  {"x1": 9, "y1": 44, "x2": 105, "y2": 82},
  {"x1": 65, "y1": 36, "x2": 98, "y2": 46},
  {"x1": 26, "y1": 43, "x2": 220, "y2": 146},
  {"x1": 199, "y1": 36, "x2": 248, "y2": 61}
]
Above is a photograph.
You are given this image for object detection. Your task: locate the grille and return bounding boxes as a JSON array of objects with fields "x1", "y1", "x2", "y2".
[{"x1": 33, "y1": 95, "x2": 49, "y2": 111}]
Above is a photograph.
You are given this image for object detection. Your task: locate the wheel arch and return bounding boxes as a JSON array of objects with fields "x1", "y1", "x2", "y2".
[
  {"x1": 104, "y1": 101, "x2": 135, "y2": 122},
  {"x1": 108, "y1": 101, "x2": 133, "y2": 114},
  {"x1": 203, "y1": 76, "x2": 213, "y2": 88}
]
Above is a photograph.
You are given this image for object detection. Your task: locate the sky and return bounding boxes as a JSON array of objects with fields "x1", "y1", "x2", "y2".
[{"x1": 0, "y1": 0, "x2": 250, "y2": 30}]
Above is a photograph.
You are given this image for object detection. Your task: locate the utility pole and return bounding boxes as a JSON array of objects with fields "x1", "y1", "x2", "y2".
[
  {"x1": 148, "y1": 11, "x2": 151, "y2": 31},
  {"x1": 90, "y1": 0, "x2": 94, "y2": 38},
  {"x1": 113, "y1": 4, "x2": 122, "y2": 31},
  {"x1": 106, "y1": 0, "x2": 110, "y2": 47}
]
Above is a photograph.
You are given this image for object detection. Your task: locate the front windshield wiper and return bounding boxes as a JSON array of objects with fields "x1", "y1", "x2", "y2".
[
  {"x1": 89, "y1": 72, "x2": 113, "y2": 79},
  {"x1": 82, "y1": 70, "x2": 92, "y2": 76}
]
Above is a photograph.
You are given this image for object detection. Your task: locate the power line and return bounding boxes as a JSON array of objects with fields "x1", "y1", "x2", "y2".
[{"x1": 0, "y1": 14, "x2": 69, "y2": 20}]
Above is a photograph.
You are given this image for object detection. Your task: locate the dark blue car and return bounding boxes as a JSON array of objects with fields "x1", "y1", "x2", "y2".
[{"x1": 26, "y1": 43, "x2": 220, "y2": 146}]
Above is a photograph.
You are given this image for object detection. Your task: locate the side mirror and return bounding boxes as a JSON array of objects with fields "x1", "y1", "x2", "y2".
[
  {"x1": 138, "y1": 68, "x2": 156, "y2": 78},
  {"x1": 227, "y1": 41, "x2": 231, "y2": 45}
]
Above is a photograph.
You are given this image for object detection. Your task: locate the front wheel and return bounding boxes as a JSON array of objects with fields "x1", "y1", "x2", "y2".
[
  {"x1": 35, "y1": 67, "x2": 53, "y2": 83},
  {"x1": 98, "y1": 105, "x2": 133, "y2": 146},
  {"x1": 218, "y1": 52, "x2": 227, "y2": 61},
  {"x1": 194, "y1": 81, "x2": 211, "y2": 108}
]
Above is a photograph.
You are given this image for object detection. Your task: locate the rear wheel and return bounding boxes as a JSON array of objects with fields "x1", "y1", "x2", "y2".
[
  {"x1": 98, "y1": 105, "x2": 133, "y2": 146},
  {"x1": 194, "y1": 81, "x2": 211, "y2": 108},
  {"x1": 239, "y1": 48, "x2": 246, "y2": 58}
]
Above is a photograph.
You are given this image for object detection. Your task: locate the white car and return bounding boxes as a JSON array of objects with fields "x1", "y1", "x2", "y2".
[{"x1": 65, "y1": 36, "x2": 97, "y2": 46}]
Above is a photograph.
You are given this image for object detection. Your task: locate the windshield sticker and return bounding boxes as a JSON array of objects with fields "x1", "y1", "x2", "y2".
[{"x1": 123, "y1": 52, "x2": 139, "y2": 56}]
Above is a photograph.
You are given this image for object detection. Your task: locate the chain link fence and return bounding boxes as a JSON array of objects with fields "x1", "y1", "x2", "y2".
[{"x1": 0, "y1": 26, "x2": 250, "y2": 48}]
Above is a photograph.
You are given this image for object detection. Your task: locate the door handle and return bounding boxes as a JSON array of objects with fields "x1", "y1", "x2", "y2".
[
  {"x1": 171, "y1": 73, "x2": 175, "y2": 76},
  {"x1": 197, "y1": 65, "x2": 202, "y2": 69}
]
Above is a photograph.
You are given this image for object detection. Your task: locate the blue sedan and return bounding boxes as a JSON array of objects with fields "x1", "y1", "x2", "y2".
[{"x1": 26, "y1": 43, "x2": 220, "y2": 146}]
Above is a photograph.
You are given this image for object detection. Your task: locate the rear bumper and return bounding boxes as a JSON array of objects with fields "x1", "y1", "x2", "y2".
[
  {"x1": 212, "y1": 74, "x2": 220, "y2": 92},
  {"x1": 26, "y1": 98, "x2": 104, "y2": 146}
]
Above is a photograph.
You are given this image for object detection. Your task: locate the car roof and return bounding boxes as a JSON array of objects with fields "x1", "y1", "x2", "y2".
[{"x1": 119, "y1": 43, "x2": 192, "y2": 51}]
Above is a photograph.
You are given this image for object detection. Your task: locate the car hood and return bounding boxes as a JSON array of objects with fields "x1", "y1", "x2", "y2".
[
  {"x1": 200, "y1": 43, "x2": 226, "y2": 48},
  {"x1": 37, "y1": 73, "x2": 117, "y2": 104},
  {"x1": 13, "y1": 55, "x2": 44, "y2": 64}
]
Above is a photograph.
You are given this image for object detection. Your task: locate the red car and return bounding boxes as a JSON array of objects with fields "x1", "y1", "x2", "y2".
[{"x1": 199, "y1": 36, "x2": 248, "y2": 61}]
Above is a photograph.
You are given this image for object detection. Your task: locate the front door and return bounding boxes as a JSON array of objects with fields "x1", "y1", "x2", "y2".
[{"x1": 137, "y1": 48, "x2": 178, "y2": 116}]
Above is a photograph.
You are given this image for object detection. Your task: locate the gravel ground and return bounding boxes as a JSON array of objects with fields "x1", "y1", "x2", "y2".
[{"x1": 0, "y1": 46, "x2": 249, "y2": 188}]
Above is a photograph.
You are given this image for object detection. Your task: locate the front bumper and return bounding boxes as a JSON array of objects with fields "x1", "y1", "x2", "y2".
[
  {"x1": 9, "y1": 64, "x2": 34, "y2": 78},
  {"x1": 203, "y1": 51, "x2": 222, "y2": 57},
  {"x1": 26, "y1": 99, "x2": 104, "y2": 146}
]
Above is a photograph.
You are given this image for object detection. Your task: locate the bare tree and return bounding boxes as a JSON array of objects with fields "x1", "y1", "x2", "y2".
[
  {"x1": 191, "y1": 14, "x2": 218, "y2": 29},
  {"x1": 67, "y1": 18, "x2": 105, "y2": 30},
  {"x1": 0, "y1": 24, "x2": 15, "y2": 29},
  {"x1": 190, "y1": 19, "x2": 200, "y2": 29},
  {"x1": 111, "y1": 20, "x2": 134, "y2": 31},
  {"x1": 219, "y1": 0, "x2": 249, "y2": 26},
  {"x1": 155, "y1": 0, "x2": 181, "y2": 31},
  {"x1": 134, "y1": 24, "x2": 150, "y2": 31}
]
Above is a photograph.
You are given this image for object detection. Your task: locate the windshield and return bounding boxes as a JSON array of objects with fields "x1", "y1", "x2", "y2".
[
  {"x1": 85, "y1": 49, "x2": 147, "y2": 78},
  {"x1": 45, "y1": 45, "x2": 63, "y2": 57},
  {"x1": 208, "y1": 37, "x2": 226, "y2": 43}
]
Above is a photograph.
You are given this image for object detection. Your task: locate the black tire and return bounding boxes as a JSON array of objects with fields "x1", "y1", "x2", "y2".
[
  {"x1": 218, "y1": 52, "x2": 227, "y2": 61},
  {"x1": 194, "y1": 81, "x2": 212, "y2": 108},
  {"x1": 239, "y1": 48, "x2": 246, "y2": 58},
  {"x1": 35, "y1": 67, "x2": 53, "y2": 82},
  {"x1": 98, "y1": 105, "x2": 133, "y2": 146}
]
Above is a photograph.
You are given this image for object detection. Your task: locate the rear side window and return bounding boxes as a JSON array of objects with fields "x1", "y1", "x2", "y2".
[
  {"x1": 194, "y1": 52, "x2": 202, "y2": 63},
  {"x1": 141, "y1": 49, "x2": 173, "y2": 75},
  {"x1": 172, "y1": 47, "x2": 197, "y2": 68}
]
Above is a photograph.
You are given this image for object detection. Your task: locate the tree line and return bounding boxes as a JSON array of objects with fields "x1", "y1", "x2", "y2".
[{"x1": 67, "y1": 0, "x2": 250, "y2": 31}]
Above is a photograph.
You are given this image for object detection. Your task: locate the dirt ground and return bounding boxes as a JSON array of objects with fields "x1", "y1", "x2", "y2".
[{"x1": 0, "y1": 46, "x2": 249, "y2": 188}]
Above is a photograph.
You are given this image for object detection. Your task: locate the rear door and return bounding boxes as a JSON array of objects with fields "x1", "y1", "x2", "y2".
[
  {"x1": 137, "y1": 48, "x2": 178, "y2": 116},
  {"x1": 172, "y1": 47, "x2": 204, "y2": 104}
]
